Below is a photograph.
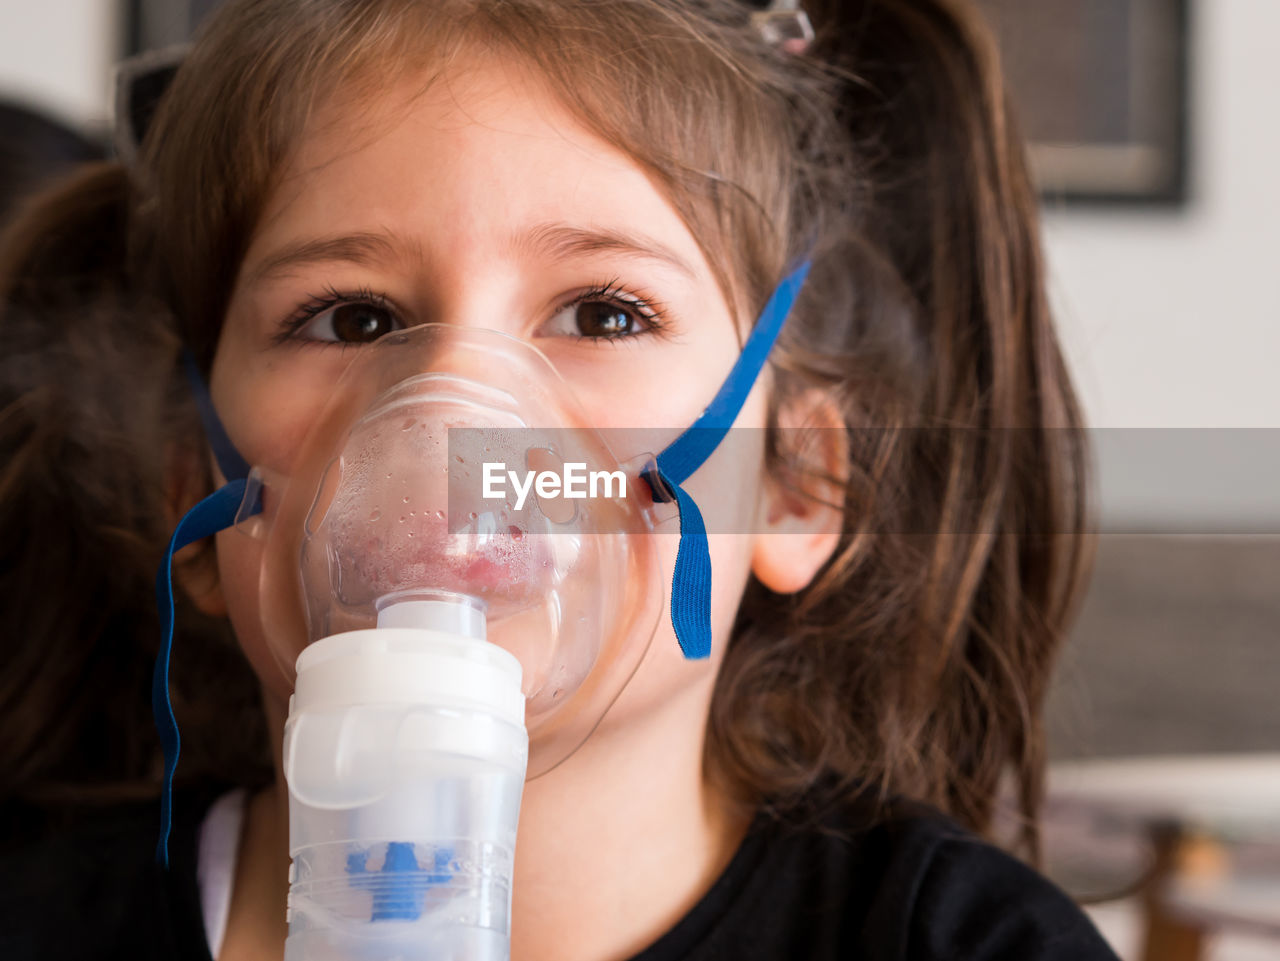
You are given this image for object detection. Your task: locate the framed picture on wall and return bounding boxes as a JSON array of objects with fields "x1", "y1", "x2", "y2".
[{"x1": 975, "y1": 0, "x2": 1190, "y2": 205}]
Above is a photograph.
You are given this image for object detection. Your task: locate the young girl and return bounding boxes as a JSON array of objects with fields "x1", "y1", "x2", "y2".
[{"x1": 0, "y1": 1, "x2": 1115, "y2": 959}]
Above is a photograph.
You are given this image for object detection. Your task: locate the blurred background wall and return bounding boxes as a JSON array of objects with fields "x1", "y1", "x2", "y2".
[
  {"x1": 1042, "y1": 0, "x2": 1280, "y2": 536},
  {"x1": 0, "y1": 2, "x2": 119, "y2": 130},
  {"x1": 1046, "y1": 1, "x2": 1280, "y2": 434}
]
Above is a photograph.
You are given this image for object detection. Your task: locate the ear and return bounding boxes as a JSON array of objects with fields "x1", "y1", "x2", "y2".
[
  {"x1": 750, "y1": 391, "x2": 846, "y2": 594},
  {"x1": 164, "y1": 445, "x2": 228, "y2": 617}
]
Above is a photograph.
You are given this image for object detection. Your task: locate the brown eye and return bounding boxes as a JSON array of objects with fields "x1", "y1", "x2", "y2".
[
  {"x1": 303, "y1": 302, "x2": 400, "y2": 343},
  {"x1": 575, "y1": 301, "x2": 637, "y2": 337},
  {"x1": 537, "y1": 281, "x2": 666, "y2": 343}
]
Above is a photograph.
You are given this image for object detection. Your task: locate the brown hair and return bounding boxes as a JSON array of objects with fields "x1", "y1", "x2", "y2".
[
  {"x1": 717, "y1": 0, "x2": 1091, "y2": 857},
  {"x1": 1, "y1": 0, "x2": 1088, "y2": 854},
  {"x1": 0, "y1": 167, "x2": 272, "y2": 808}
]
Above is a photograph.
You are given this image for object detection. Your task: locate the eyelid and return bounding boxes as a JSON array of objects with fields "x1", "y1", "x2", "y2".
[
  {"x1": 545, "y1": 280, "x2": 669, "y2": 336},
  {"x1": 274, "y1": 286, "x2": 403, "y2": 344},
  {"x1": 563, "y1": 280, "x2": 660, "y2": 316}
]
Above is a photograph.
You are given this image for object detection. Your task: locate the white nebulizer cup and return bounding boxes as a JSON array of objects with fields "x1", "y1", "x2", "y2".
[
  {"x1": 283, "y1": 593, "x2": 527, "y2": 961},
  {"x1": 240, "y1": 325, "x2": 665, "y2": 960}
]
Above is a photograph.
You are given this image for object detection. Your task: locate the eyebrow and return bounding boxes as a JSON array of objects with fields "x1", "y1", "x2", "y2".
[
  {"x1": 244, "y1": 222, "x2": 699, "y2": 285},
  {"x1": 245, "y1": 231, "x2": 401, "y2": 284},
  {"x1": 516, "y1": 223, "x2": 698, "y2": 280}
]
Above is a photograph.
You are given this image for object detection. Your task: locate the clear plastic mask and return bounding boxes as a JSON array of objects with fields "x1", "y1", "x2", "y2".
[{"x1": 240, "y1": 325, "x2": 666, "y2": 777}]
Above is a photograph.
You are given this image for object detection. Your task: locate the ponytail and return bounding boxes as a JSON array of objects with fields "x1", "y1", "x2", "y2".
[
  {"x1": 0, "y1": 165, "x2": 270, "y2": 808},
  {"x1": 712, "y1": 0, "x2": 1090, "y2": 860}
]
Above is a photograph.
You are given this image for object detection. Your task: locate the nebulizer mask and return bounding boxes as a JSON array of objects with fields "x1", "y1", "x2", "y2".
[{"x1": 153, "y1": 265, "x2": 808, "y2": 960}]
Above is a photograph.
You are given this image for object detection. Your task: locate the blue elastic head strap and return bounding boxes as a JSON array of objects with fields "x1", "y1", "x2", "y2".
[
  {"x1": 151, "y1": 262, "x2": 808, "y2": 864},
  {"x1": 181, "y1": 352, "x2": 253, "y2": 484},
  {"x1": 152, "y1": 478, "x2": 252, "y2": 866},
  {"x1": 151, "y1": 356, "x2": 261, "y2": 866},
  {"x1": 641, "y1": 259, "x2": 810, "y2": 659}
]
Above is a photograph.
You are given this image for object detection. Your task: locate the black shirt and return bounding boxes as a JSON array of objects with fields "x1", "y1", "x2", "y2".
[
  {"x1": 1, "y1": 788, "x2": 213, "y2": 961},
  {"x1": 635, "y1": 801, "x2": 1120, "y2": 960},
  {"x1": 1, "y1": 788, "x2": 1119, "y2": 960}
]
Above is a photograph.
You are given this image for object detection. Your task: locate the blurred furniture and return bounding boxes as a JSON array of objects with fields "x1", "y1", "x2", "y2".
[{"x1": 1048, "y1": 755, "x2": 1280, "y2": 961}]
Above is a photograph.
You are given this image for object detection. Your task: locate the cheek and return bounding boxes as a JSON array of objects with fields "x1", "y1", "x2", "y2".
[
  {"x1": 209, "y1": 314, "x2": 343, "y2": 478},
  {"x1": 595, "y1": 392, "x2": 769, "y2": 729},
  {"x1": 215, "y1": 516, "x2": 294, "y2": 707},
  {"x1": 214, "y1": 378, "x2": 318, "y2": 478},
  {"x1": 209, "y1": 337, "x2": 332, "y2": 703},
  {"x1": 596, "y1": 528, "x2": 758, "y2": 737}
]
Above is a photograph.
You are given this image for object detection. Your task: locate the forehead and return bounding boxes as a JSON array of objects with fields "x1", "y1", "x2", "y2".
[{"x1": 242, "y1": 57, "x2": 710, "y2": 277}]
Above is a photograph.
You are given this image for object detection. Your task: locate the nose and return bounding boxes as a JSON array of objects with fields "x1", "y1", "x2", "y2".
[{"x1": 363, "y1": 323, "x2": 561, "y2": 400}]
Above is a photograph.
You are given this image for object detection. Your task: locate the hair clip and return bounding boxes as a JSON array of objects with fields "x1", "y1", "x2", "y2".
[
  {"x1": 112, "y1": 45, "x2": 188, "y2": 168},
  {"x1": 751, "y1": 0, "x2": 814, "y2": 54}
]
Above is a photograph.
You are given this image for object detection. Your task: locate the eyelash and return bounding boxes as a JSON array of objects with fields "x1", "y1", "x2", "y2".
[
  {"x1": 273, "y1": 280, "x2": 671, "y2": 344},
  {"x1": 554, "y1": 278, "x2": 670, "y2": 341},
  {"x1": 273, "y1": 284, "x2": 392, "y2": 345}
]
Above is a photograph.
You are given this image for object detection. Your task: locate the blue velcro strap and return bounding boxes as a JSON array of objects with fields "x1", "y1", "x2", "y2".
[
  {"x1": 664, "y1": 480, "x2": 712, "y2": 658},
  {"x1": 646, "y1": 260, "x2": 810, "y2": 659},
  {"x1": 182, "y1": 351, "x2": 251, "y2": 483},
  {"x1": 152, "y1": 479, "x2": 251, "y2": 866}
]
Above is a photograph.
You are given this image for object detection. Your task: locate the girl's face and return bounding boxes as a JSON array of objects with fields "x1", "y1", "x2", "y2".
[{"x1": 209, "y1": 56, "x2": 775, "y2": 730}]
